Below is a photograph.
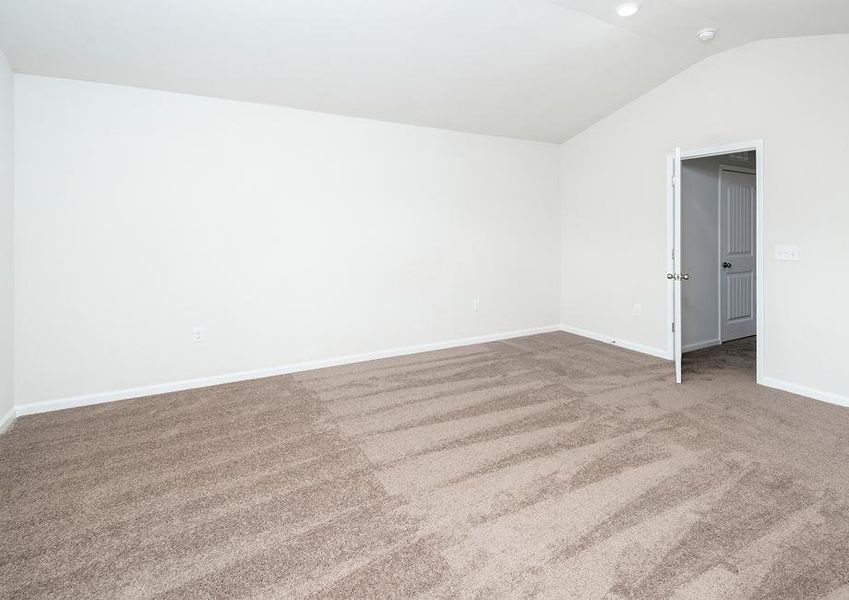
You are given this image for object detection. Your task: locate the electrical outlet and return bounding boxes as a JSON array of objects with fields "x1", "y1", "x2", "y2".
[
  {"x1": 633, "y1": 304, "x2": 642, "y2": 317},
  {"x1": 192, "y1": 326, "x2": 204, "y2": 343},
  {"x1": 473, "y1": 298, "x2": 480, "y2": 312}
]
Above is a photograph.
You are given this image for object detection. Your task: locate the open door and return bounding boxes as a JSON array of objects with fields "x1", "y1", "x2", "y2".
[
  {"x1": 672, "y1": 147, "x2": 683, "y2": 383},
  {"x1": 669, "y1": 147, "x2": 692, "y2": 383},
  {"x1": 669, "y1": 147, "x2": 691, "y2": 383}
]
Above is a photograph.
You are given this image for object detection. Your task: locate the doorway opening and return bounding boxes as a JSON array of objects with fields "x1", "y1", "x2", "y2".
[{"x1": 667, "y1": 141, "x2": 764, "y2": 384}]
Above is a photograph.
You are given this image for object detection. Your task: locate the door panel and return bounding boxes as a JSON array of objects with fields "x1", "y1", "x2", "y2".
[
  {"x1": 673, "y1": 148, "x2": 682, "y2": 383},
  {"x1": 727, "y1": 272, "x2": 754, "y2": 320},
  {"x1": 720, "y1": 170, "x2": 756, "y2": 341}
]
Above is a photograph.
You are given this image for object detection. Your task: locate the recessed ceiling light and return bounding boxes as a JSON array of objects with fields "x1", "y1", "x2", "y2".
[
  {"x1": 616, "y1": 2, "x2": 640, "y2": 17},
  {"x1": 697, "y1": 28, "x2": 717, "y2": 42}
]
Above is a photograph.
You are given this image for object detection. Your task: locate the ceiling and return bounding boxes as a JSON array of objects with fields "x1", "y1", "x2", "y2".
[{"x1": 1, "y1": 0, "x2": 848, "y2": 142}]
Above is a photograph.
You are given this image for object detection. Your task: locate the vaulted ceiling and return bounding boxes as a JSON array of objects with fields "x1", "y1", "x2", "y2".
[{"x1": 1, "y1": 0, "x2": 848, "y2": 142}]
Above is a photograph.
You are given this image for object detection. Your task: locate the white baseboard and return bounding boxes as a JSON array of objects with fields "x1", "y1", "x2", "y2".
[
  {"x1": 0, "y1": 406, "x2": 15, "y2": 435},
  {"x1": 682, "y1": 339, "x2": 721, "y2": 353},
  {"x1": 559, "y1": 325, "x2": 672, "y2": 360},
  {"x1": 761, "y1": 377, "x2": 849, "y2": 409},
  {"x1": 13, "y1": 325, "x2": 848, "y2": 419},
  {"x1": 15, "y1": 324, "x2": 562, "y2": 417},
  {"x1": 558, "y1": 327, "x2": 848, "y2": 409}
]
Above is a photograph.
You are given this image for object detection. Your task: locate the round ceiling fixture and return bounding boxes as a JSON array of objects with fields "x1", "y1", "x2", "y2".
[
  {"x1": 697, "y1": 28, "x2": 717, "y2": 41},
  {"x1": 616, "y1": 2, "x2": 640, "y2": 17}
]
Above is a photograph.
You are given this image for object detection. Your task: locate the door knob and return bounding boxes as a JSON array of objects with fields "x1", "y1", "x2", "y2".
[
  {"x1": 722, "y1": 262, "x2": 732, "y2": 269},
  {"x1": 667, "y1": 273, "x2": 675, "y2": 279},
  {"x1": 681, "y1": 273, "x2": 690, "y2": 280}
]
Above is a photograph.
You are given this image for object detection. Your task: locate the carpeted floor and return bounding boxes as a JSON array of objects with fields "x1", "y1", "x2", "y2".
[{"x1": 2, "y1": 332, "x2": 849, "y2": 599}]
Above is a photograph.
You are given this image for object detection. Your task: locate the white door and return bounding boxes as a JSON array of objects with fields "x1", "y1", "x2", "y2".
[
  {"x1": 719, "y1": 169, "x2": 756, "y2": 341},
  {"x1": 672, "y1": 148, "x2": 683, "y2": 383}
]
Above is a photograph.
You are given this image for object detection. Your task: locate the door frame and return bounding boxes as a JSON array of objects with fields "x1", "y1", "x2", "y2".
[
  {"x1": 717, "y1": 164, "x2": 757, "y2": 345},
  {"x1": 667, "y1": 139, "x2": 764, "y2": 384}
]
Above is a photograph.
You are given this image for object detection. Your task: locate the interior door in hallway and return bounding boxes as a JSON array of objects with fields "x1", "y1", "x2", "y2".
[{"x1": 720, "y1": 169, "x2": 756, "y2": 342}]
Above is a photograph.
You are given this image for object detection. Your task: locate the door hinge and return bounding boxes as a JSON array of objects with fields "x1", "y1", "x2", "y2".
[
  {"x1": 672, "y1": 322, "x2": 675, "y2": 333},
  {"x1": 672, "y1": 248, "x2": 675, "y2": 260},
  {"x1": 671, "y1": 175, "x2": 679, "y2": 187}
]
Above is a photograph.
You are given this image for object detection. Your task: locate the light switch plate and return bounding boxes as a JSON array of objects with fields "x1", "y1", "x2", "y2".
[{"x1": 775, "y1": 244, "x2": 801, "y2": 261}]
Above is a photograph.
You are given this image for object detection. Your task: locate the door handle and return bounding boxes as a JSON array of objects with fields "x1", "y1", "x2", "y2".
[
  {"x1": 667, "y1": 273, "x2": 691, "y2": 280},
  {"x1": 681, "y1": 273, "x2": 690, "y2": 281},
  {"x1": 722, "y1": 262, "x2": 732, "y2": 269}
]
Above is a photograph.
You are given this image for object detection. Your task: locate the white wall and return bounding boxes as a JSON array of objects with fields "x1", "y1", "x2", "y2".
[
  {"x1": 0, "y1": 51, "x2": 13, "y2": 429},
  {"x1": 13, "y1": 75, "x2": 560, "y2": 408},
  {"x1": 560, "y1": 34, "x2": 849, "y2": 403}
]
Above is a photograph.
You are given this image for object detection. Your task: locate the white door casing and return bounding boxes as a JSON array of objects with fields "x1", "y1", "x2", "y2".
[
  {"x1": 668, "y1": 140, "x2": 763, "y2": 386},
  {"x1": 719, "y1": 169, "x2": 757, "y2": 341}
]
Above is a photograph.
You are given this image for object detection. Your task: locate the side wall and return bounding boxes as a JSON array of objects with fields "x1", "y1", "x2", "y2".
[
  {"x1": 560, "y1": 34, "x2": 849, "y2": 404},
  {"x1": 14, "y1": 75, "x2": 561, "y2": 409},
  {"x1": 0, "y1": 50, "x2": 13, "y2": 431}
]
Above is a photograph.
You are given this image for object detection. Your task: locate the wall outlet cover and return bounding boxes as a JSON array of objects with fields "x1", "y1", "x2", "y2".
[{"x1": 775, "y1": 244, "x2": 801, "y2": 262}]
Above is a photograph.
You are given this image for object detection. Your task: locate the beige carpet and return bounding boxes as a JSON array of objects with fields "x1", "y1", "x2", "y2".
[{"x1": 2, "y1": 332, "x2": 849, "y2": 599}]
